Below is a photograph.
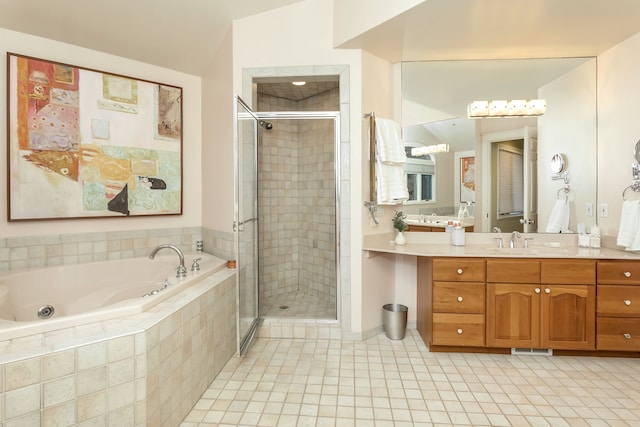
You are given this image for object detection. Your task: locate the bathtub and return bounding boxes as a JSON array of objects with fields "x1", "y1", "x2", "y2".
[{"x1": 0, "y1": 252, "x2": 226, "y2": 342}]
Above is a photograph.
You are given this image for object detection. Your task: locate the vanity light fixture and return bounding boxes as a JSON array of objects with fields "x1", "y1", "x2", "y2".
[
  {"x1": 467, "y1": 99, "x2": 546, "y2": 118},
  {"x1": 292, "y1": 81, "x2": 306, "y2": 86},
  {"x1": 411, "y1": 144, "x2": 450, "y2": 156}
]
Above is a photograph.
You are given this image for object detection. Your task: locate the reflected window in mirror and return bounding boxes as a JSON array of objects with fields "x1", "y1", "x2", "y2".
[{"x1": 404, "y1": 148, "x2": 436, "y2": 203}]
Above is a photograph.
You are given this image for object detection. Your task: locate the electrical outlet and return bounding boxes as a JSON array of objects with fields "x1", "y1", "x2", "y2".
[
  {"x1": 599, "y1": 203, "x2": 609, "y2": 218},
  {"x1": 586, "y1": 203, "x2": 593, "y2": 217}
]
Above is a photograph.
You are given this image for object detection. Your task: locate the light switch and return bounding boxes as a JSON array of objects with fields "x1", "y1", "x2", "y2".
[
  {"x1": 586, "y1": 203, "x2": 593, "y2": 217},
  {"x1": 599, "y1": 203, "x2": 609, "y2": 218}
]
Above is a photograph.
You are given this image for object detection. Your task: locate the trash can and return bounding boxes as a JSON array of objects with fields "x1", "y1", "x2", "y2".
[{"x1": 382, "y1": 303, "x2": 408, "y2": 340}]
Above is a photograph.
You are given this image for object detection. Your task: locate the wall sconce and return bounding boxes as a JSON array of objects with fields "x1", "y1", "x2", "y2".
[
  {"x1": 411, "y1": 144, "x2": 450, "y2": 156},
  {"x1": 467, "y1": 99, "x2": 546, "y2": 118}
]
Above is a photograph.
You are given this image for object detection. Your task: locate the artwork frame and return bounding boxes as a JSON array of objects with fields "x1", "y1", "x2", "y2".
[
  {"x1": 6, "y1": 53, "x2": 183, "y2": 221},
  {"x1": 460, "y1": 155, "x2": 476, "y2": 203}
]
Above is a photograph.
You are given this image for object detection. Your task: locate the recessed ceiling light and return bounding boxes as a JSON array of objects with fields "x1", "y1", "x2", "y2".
[{"x1": 292, "y1": 81, "x2": 306, "y2": 86}]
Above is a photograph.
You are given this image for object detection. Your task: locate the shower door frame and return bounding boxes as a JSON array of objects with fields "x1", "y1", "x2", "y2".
[
  {"x1": 255, "y1": 111, "x2": 342, "y2": 321},
  {"x1": 234, "y1": 96, "x2": 260, "y2": 356}
]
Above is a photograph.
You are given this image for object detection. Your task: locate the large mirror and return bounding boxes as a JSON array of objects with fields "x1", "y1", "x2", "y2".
[{"x1": 401, "y1": 58, "x2": 597, "y2": 233}]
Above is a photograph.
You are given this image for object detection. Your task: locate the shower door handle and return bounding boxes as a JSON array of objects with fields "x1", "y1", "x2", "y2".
[{"x1": 237, "y1": 217, "x2": 258, "y2": 232}]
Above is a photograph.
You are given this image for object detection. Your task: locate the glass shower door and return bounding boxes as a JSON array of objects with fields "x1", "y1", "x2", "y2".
[{"x1": 234, "y1": 96, "x2": 259, "y2": 355}]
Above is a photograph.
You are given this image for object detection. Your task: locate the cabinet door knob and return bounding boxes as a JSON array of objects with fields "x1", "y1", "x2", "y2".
[
  {"x1": 457, "y1": 328, "x2": 463, "y2": 334},
  {"x1": 457, "y1": 296, "x2": 463, "y2": 302},
  {"x1": 545, "y1": 288, "x2": 551, "y2": 294},
  {"x1": 535, "y1": 288, "x2": 541, "y2": 294},
  {"x1": 624, "y1": 271, "x2": 632, "y2": 278},
  {"x1": 625, "y1": 299, "x2": 632, "y2": 306},
  {"x1": 457, "y1": 268, "x2": 463, "y2": 275},
  {"x1": 624, "y1": 333, "x2": 632, "y2": 339}
]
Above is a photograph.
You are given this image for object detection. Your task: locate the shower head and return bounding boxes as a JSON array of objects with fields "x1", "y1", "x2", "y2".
[{"x1": 259, "y1": 120, "x2": 273, "y2": 130}]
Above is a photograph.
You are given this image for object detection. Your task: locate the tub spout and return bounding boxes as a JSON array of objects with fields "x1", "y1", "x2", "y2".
[{"x1": 149, "y1": 244, "x2": 187, "y2": 278}]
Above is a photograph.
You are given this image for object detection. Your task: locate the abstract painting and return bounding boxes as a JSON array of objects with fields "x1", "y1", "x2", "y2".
[{"x1": 6, "y1": 53, "x2": 182, "y2": 220}]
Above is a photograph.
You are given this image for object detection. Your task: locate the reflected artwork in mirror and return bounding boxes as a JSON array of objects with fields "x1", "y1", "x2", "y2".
[{"x1": 401, "y1": 58, "x2": 597, "y2": 234}]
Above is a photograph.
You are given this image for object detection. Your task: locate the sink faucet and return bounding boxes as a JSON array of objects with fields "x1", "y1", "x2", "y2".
[
  {"x1": 149, "y1": 244, "x2": 187, "y2": 278},
  {"x1": 510, "y1": 231, "x2": 521, "y2": 248}
]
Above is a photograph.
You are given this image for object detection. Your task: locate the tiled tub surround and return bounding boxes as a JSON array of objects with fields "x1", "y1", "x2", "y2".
[
  {"x1": 0, "y1": 227, "x2": 214, "y2": 272},
  {"x1": 0, "y1": 261, "x2": 237, "y2": 426}
]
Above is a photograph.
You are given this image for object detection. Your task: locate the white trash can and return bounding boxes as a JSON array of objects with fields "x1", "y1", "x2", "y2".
[{"x1": 383, "y1": 304, "x2": 408, "y2": 340}]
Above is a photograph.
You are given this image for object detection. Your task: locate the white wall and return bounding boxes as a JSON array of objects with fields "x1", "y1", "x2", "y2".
[
  {"x1": 201, "y1": 29, "x2": 235, "y2": 233},
  {"x1": 333, "y1": 0, "x2": 425, "y2": 48},
  {"x1": 598, "y1": 31, "x2": 640, "y2": 239},
  {"x1": 0, "y1": 28, "x2": 202, "y2": 237},
  {"x1": 538, "y1": 59, "x2": 597, "y2": 233}
]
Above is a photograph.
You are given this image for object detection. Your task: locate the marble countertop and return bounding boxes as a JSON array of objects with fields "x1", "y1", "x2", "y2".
[{"x1": 363, "y1": 232, "x2": 640, "y2": 260}]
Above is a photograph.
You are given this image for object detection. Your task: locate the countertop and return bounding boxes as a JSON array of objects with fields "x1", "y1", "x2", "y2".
[{"x1": 363, "y1": 232, "x2": 640, "y2": 260}]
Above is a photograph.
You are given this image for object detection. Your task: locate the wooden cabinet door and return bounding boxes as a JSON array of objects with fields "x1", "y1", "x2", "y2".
[
  {"x1": 540, "y1": 284, "x2": 595, "y2": 350},
  {"x1": 486, "y1": 283, "x2": 540, "y2": 347}
]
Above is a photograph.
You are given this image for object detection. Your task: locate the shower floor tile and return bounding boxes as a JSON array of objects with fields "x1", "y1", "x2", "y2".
[{"x1": 261, "y1": 291, "x2": 336, "y2": 319}]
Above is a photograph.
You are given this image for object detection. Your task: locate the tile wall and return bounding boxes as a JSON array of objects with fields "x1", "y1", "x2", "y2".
[{"x1": 257, "y1": 88, "x2": 339, "y2": 306}]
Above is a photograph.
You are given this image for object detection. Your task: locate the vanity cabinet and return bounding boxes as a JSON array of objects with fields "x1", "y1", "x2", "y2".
[
  {"x1": 430, "y1": 258, "x2": 485, "y2": 347},
  {"x1": 485, "y1": 259, "x2": 595, "y2": 350},
  {"x1": 596, "y1": 261, "x2": 640, "y2": 351}
]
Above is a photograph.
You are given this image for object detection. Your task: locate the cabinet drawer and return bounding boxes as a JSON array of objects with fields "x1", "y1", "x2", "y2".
[
  {"x1": 432, "y1": 313, "x2": 485, "y2": 347},
  {"x1": 598, "y1": 261, "x2": 640, "y2": 284},
  {"x1": 596, "y1": 317, "x2": 640, "y2": 351},
  {"x1": 541, "y1": 259, "x2": 595, "y2": 284},
  {"x1": 433, "y1": 258, "x2": 485, "y2": 282},
  {"x1": 433, "y1": 281, "x2": 485, "y2": 314},
  {"x1": 597, "y1": 285, "x2": 640, "y2": 316},
  {"x1": 486, "y1": 259, "x2": 540, "y2": 283}
]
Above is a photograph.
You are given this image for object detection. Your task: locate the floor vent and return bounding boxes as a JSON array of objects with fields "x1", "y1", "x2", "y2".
[{"x1": 511, "y1": 348, "x2": 553, "y2": 356}]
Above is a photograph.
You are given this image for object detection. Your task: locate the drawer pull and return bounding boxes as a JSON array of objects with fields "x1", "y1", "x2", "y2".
[
  {"x1": 457, "y1": 296, "x2": 463, "y2": 302},
  {"x1": 456, "y1": 268, "x2": 463, "y2": 275},
  {"x1": 545, "y1": 288, "x2": 551, "y2": 294},
  {"x1": 457, "y1": 328, "x2": 463, "y2": 334},
  {"x1": 624, "y1": 271, "x2": 632, "y2": 278},
  {"x1": 535, "y1": 288, "x2": 541, "y2": 294},
  {"x1": 625, "y1": 299, "x2": 632, "y2": 306},
  {"x1": 624, "y1": 333, "x2": 632, "y2": 339}
]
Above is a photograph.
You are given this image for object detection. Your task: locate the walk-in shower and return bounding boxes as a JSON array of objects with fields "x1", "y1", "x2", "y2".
[{"x1": 256, "y1": 81, "x2": 340, "y2": 320}]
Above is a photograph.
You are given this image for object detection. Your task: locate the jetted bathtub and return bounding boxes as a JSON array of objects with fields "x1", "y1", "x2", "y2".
[{"x1": 0, "y1": 252, "x2": 227, "y2": 341}]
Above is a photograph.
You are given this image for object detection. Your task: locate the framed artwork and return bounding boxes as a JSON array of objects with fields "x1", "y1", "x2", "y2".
[
  {"x1": 6, "y1": 53, "x2": 183, "y2": 221},
  {"x1": 460, "y1": 155, "x2": 475, "y2": 203}
]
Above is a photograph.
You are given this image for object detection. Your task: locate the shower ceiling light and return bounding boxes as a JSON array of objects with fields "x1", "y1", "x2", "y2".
[
  {"x1": 292, "y1": 81, "x2": 306, "y2": 86},
  {"x1": 467, "y1": 99, "x2": 546, "y2": 118}
]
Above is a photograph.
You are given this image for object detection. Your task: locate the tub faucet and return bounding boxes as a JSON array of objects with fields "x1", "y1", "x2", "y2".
[{"x1": 149, "y1": 244, "x2": 187, "y2": 278}]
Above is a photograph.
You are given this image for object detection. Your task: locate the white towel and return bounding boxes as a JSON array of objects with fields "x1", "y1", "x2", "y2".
[
  {"x1": 375, "y1": 118, "x2": 406, "y2": 165},
  {"x1": 545, "y1": 198, "x2": 570, "y2": 233},
  {"x1": 376, "y1": 158, "x2": 409, "y2": 205},
  {"x1": 617, "y1": 200, "x2": 640, "y2": 248}
]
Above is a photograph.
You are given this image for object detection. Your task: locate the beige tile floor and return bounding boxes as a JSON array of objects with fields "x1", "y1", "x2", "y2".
[
  {"x1": 261, "y1": 291, "x2": 336, "y2": 319},
  {"x1": 181, "y1": 329, "x2": 640, "y2": 426}
]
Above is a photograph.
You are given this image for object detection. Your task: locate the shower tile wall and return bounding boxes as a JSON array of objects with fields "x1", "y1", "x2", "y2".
[{"x1": 257, "y1": 88, "x2": 338, "y2": 314}]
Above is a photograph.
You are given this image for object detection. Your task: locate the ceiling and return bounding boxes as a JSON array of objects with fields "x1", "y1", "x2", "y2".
[
  {"x1": 0, "y1": 0, "x2": 305, "y2": 76},
  {"x1": 340, "y1": 0, "x2": 640, "y2": 62},
  {"x1": 2, "y1": 0, "x2": 640, "y2": 79}
]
